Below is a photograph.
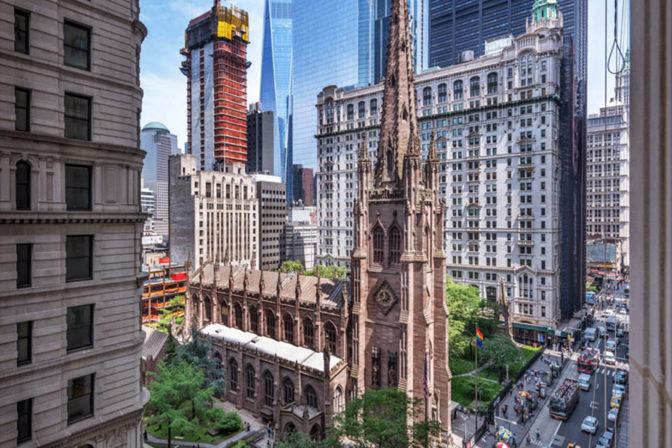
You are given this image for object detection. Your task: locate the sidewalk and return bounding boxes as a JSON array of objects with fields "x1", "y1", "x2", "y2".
[{"x1": 450, "y1": 348, "x2": 570, "y2": 448}]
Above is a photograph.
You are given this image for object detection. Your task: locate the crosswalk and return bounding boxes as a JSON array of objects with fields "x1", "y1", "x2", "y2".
[{"x1": 595, "y1": 367, "x2": 619, "y2": 376}]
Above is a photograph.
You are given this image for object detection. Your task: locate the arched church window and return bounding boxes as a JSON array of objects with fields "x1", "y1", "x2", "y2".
[
  {"x1": 373, "y1": 226, "x2": 384, "y2": 264},
  {"x1": 389, "y1": 227, "x2": 401, "y2": 264}
]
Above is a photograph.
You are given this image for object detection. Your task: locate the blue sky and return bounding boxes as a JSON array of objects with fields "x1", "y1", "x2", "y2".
[{"x1": 139, "y1": 0, "x2": 629, "y2": 149}]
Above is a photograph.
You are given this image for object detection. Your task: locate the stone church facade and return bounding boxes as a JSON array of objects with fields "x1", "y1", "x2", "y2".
[{"x1": 184, "y1": 0, "x2": 450, "y2": 439}]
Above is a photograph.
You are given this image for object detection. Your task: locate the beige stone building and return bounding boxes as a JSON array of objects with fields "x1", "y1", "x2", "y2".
[
  {"x1": 169, "y1": 153, "x2": 258, "y2": 269},
  {"x1": 0, "y1": 0, "x2": 148, "y2": 446}
]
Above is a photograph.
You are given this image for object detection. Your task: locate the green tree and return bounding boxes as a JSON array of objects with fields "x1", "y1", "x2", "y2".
[
  {"x1": 445, "y1": 277, "x2": 497, "y2": 358},
  {"x1": 328, "y1": 388, "x2": 442, "y2": 448},
  {"x1": 146, "y1": 361, "x2": 213, "y2": 445},
  {"x1": 278, "y1": 260, "x2": 305, "y2": 274},
  {"x1": 173, "y1": 331, "x2": 226, "y2": 396},
  {"x1": 274, "y1": 431, "x2": 327, "y2": 448}
]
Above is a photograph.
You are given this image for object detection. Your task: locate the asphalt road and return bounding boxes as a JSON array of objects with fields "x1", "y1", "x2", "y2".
[{"x1": 548, "y1": 283, "x2": 630, "y2": 448}]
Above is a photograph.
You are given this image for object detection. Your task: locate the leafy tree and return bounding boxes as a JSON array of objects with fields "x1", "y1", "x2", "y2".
[
  {"x1": 279, "y1": 260, "x2": 305, "y2": 274},
  {"x1": 216, "y1": 411, "x2": 243, "y2": 435},
  {"x1": 147, "y1": 361, "x2": 214, "y2": 445},
  {"x1": 479, "y1": 337, "x2": 525, "y2": 378},
  {"x1": 274, "y1": 431, "x2": 326, "y2": 448},
  {"x1": 445, "y1": 277, "x2": 497, "y2": 358},
  {"x1": 173, "y1": 330, "x2": 226, "y2": 396},
  {"x1": 328, "y1": 388, "x2": 442, "y2": 448}
]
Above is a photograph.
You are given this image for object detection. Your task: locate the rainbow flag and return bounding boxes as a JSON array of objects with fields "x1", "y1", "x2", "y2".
[{"x1": 476, "y1": 327, "x2": 484, "y2": 348}]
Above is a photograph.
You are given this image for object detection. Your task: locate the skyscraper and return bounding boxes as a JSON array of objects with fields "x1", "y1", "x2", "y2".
[
  {"x1": 290, "y1": 0, "x2": 425, "y2": 201},
  {"x1": 181, "y1": 0, "x2": 250, "y2": 171},
  {"x1": 428, "y1": 0, "x2": 587, "y2": 81},
  {"x1": 246, "y1": 102, "x2": 275, "y2": 174},
  {"x1": 141, "y1": 122, "x2": 178, "y2": 238},
  {"x1": 259, "y1": 0, "x2": 293, "y2": 183}
]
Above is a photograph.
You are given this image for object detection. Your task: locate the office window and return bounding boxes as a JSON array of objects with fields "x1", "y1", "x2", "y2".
[
  {"x1": 64, "y1": 21, "x2": 90, "y2": 70},
  {"x1": 65, "y1": 165, "x2": 92, "y2": 210},
  {"x1": 17, "y1": 321, "x2": 32, "y2": 366},
  {"x1": 15, "y1": 88, "x2": 30, "y2": 131},
  {"x1": 453, "y1": 80, "x2": 463, "y2": 100},
  {"x1": 14, "y1": 9, "x2": 29, "y2": 54},
  {"x1": 487, "y1": 72, "x2": 498, "y2": 94},
  {"x1": 15, "y1": 161, "x2": 31, "y2": 210},
  {"x1": 470, "y1": 76, "x2": 480, "y2": 97},
  {"x1": 438, "y1": 83, "x2": 447, "y2": 102},
  {"x1": 64, "y1": 94, "x2": 91, "y2": 140},
  {"x1": 16, "y1": 244, "x2": 31, "y2": 288},
  {"x1": 66, "y1": 236, "x2": 93, "y2": 282},
  {"x1": 67, "y1": 374, "x2": 94, "y2": 424},
  {"x1": 67, "y1": 304, "x2": 93, "y2": 352},
  {"x1": 17, "y1": 398, "x2": 32, "y2": 443}
]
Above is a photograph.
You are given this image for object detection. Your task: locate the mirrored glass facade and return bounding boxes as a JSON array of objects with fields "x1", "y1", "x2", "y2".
[{"x1": 259, "y1": 0, "x2": 293, "y2": 183}]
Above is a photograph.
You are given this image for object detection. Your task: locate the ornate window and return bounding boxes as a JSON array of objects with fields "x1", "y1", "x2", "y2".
[
  {"x1": 333, "y1": 386, "x2": 344, "y2": 413},
  {"x1": 438, "y1": 83, "x2": 447, "y2": 103},
  {"x1": 283, "y1": 377, "x2": 295, "y2": 404},
  {"x1": 204, "y1": 298, "x2": 212, "y2": 322},
  {"x1": 283, "y1": 314, "x2": 294, "y2": 342},
  {"x1": 303, "y1": 317, "x2": 314, "y2": 348},
  {"x1": 234, "y1": 304, "x2": 243, "y2": 329},
  {"x1": 263, "y1": 370, "x2": 274, "y2": 407},
  {"x1": 266, "y1": 309, "x2": 275, "y2": 338},
  {"x1": 305, "y1": 385, "x2": 318, "y2": 408},
  {"x1": 347, "y1": 104, "x2": 354, "y2": 120},
  {"x1": 324, "y1": 322, "x2": 337, "y2": 354},
  {"x1": 422, "y1": 86, "x2": 432, "y2": 106},
  {"x1": 246, "y1": 364, "x2": 255, "y2": 399},
  {"x1": 487, "y1": 72, "x2": 498, "y2": 94},
  {"x1": 229, "y1": 358, "x2": 238, "y2": 390},
  {"x1": 389, "y1": 227, "x2": 401, "y2": 264},
  {"x1": 249, "y1": 305, "x2": 258, "y2": 333},
  {"x1": 373, "y1": 226, "x2": 384, "y2": 263},
  {"x1": 470, "y1": 76, "x2": 480, "y2": 97},
  {"x1": 453, "y1": 80, "x2": 463, "y2": 100},
  {"x1": 358, "y1": 101, "x2": 366, "y2": 118},
  {"x1": 15, "y1": 161, "x2": 30, "y2": 210},
  {"x1": 370, "y1": 98, "x2": 378, "y2": 116}
]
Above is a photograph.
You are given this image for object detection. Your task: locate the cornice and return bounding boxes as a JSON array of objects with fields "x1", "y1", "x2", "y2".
[{"x1": 0, "y1": 211, "x2": 145, "y2": 225}]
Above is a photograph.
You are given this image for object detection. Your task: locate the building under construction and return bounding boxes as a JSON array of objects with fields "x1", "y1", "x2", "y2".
[{"x1": 181, "y1": 0, "x2": 250, "y2": 170}]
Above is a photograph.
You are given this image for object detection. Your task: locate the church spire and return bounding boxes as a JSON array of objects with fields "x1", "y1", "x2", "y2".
[{"x1": 375, "y1": 0, "x2": 419, "y2": 186}]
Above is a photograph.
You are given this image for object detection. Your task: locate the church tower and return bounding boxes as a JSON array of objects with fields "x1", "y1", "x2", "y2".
[{"x1": 351, "y1": 0, "x2": 451, "y2": 432}]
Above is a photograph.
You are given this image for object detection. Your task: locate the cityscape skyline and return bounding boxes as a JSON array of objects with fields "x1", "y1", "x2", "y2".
[{"x1": 139, "y1": 0, "x2": 629, "y2": 157}]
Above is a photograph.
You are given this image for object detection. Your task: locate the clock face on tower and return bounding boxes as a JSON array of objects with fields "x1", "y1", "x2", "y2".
[{"x1": 374, "y1": 282, "x2": 399, "y2": 315}]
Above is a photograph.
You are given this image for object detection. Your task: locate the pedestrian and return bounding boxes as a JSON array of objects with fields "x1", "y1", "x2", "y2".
[
  {"x1": 536, "y1": 429, "x2": 540, "y2": 441},
  {"x1": 526, "y1": 434, "x2": 532, "y2": 445}
]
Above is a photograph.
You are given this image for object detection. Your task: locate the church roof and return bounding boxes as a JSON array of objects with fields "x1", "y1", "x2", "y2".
[
  {"x1": 191, "y1": 263, "x2": 347, "y2": 309},
  {"x1": 201, "y1": 324, "x2": 343, "y2": 374}
]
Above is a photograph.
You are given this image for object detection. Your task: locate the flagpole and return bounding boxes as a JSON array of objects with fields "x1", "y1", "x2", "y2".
[{"x1": 474, "y1": 324, "x2": 478, "y2": 440}]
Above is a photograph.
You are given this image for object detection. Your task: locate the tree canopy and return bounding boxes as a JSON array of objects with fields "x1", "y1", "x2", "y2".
[
  {"x1": 328, "y1": 388, "x2": 442, "y2": 448},
  {"x1": 173, "y1": 330, "x2": 226, "y2": 396},
  {"x1": 445, "y1": 277, "x2": 498, "y2": 358},
  {"x1": 278, "y1": 260, "x2": 347, "y2": 280}
]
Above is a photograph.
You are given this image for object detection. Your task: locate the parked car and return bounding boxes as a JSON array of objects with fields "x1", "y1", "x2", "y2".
[
  {"x1": 596, "y1": 430, "x2": 614, "y2": 448},
  {"x1": 614, "y1": 369, "x2": 629, "y2": 384},
  {"x1": 613, "y1": 383, "x2": 627, "y2": 397},
  {"x1": 585, "y1": 327, "x2": 598, "y2": 342},
  {"x1": 581, "y1": 416, "x2": 599, "y2": 434},
  {"x1": 605, "y1": 339, "x2": 617, "y2": 351},
  {"x1": 616, "y1": 328, "x2": 624, "y2": 338},
  {"x1": 608, "y1": 407, "x2": 619, "y2": 423}
]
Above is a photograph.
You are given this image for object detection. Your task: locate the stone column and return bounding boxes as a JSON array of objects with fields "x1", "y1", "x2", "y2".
[{"x1": 630, "y1": 1, "x2": 672, "y2": 445}]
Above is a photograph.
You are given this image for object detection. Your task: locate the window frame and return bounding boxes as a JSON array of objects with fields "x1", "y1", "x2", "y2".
[
  {"x1": 67, "y1": 374, "x2": 94, "y2": 425},
  {"x1": 389, "y1": 227, "x2": 402, "y2": 264},
  {"x1": 303, "y1": 317, "x2": 314, "y2": 348},
  {"x1": 16, "y1": 243, "x2": 32, "y2": 289},
  {"x1": 66, "y1": 235, "x2": 93, "y2": 282},
  {"x1": 15, "y1": 87, "x2": 30, "y2": 132},
  {"x1": 17, "y1": 398, "x2": 32, "y2": 443},
  {"x1": 14, "y1": 9, "x2": 29, "y2": 54},
  {"x1": 265, "y1": 309, "x2": 275, "y2": 338},
  {"x1": 65, "y1": 164, "x2": 92, "y2": 211},
  {"x1": 246, "y1": 364, "x2": 256, "y2": 399},
  {"x1": 66, "y1": 304, "x2": 94, "y2": 352},
  {"x1": 229, "y1": 358, "x2": 238, "y2": 391},
  {"x1": 372, "y1": 226, "x2": 384, "y2": 264},
  {"x1": 283, "y1": 377, "x2": 295, "y2": 405},
  {"x1": 15, "y1": 161, "x2": 31, "y2": 211},
  {"x1": 17, "y1": 321, "x2": 32, "y2": 366},
  {"x1": 283, "y1": 314, "x2": 294, "y2": 342},
  {"x1": 64, "y1": 93, "x2": 92, "y2": 141},
  {"x1": 263, "y1": 370, "x2": 274, "y2": 407},
  {"x1": 305, "y1": 385, "x2": 318, "y2": 408},
  {"x1": 63, "y1": 20, "x2": 91, "y2": 71}
]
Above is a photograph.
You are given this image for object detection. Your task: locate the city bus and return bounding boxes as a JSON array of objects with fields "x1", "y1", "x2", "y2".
[{"x1": 549, "y1": 379, "x2": 580, "y2": 420}]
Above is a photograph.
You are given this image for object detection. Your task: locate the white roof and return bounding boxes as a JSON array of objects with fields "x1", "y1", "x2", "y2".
[{"x1": 201, "y1": 324, "x2": 342, "y2": 373}]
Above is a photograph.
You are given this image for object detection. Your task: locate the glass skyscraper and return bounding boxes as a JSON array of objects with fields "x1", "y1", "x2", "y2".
[
  {"x1": 259, "y1": 0, "x2": 293, "y2": 183},
  {"x1": 291, "y1": 0, "x2": 359, "y2": 177},
  {"x1": 428, "y1": 0, "x2": 587, "y2": 81},
  {"x1": 290, "y1": 0, "x2": 424, "y2": 201}
]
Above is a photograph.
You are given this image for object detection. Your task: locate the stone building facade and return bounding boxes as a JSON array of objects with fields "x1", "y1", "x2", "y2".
[
  {"x1": 185, "y1": 263, "x2": 349, "y2": 437},
  {"x1": 0, "y1": 0, "x2": 148, "y2": 446},
  {"x1": 169, "y1": 153, "x2": 258, "y2": 269},
  {"x1": 253, "y1": 174, "x2": 286, "y2": 271},
  {"x1": 317, "y1": 2, "x2": 585, "y2": 341}
]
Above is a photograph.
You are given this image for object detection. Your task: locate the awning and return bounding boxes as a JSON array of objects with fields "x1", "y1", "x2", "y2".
[{"x1": 512, "y1": 322, "x2": 548, "y2": 332}]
